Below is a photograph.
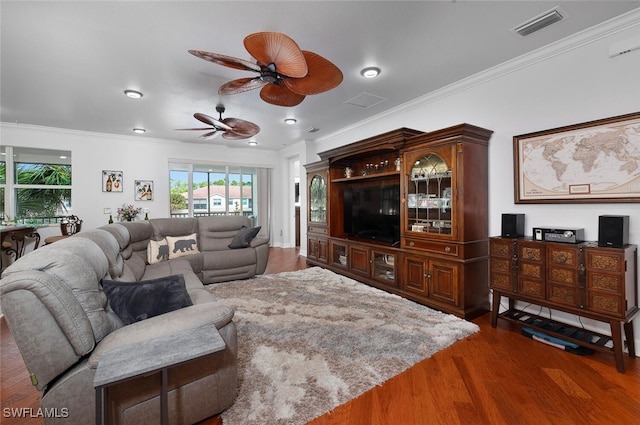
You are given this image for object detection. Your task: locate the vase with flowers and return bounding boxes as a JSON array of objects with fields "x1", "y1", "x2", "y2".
[{"x1": 117, "y1": 204, "x2": 142, "y2": 222}]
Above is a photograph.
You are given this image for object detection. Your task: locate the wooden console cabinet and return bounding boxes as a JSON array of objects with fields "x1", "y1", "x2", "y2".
[
  {"x1": 489, "y1": 237, "x2": 638, "y2": 373},
  {"x1": 305, "y1": 124, "x2": 493, "y2": 319}
]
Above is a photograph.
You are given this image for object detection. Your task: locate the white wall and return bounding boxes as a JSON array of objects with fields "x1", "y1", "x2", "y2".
[
  {"x1": 292, "y1": 12, "x2": 640, "y2": 347},
  {"x1": 0, "y1": 124, "x2": 283, "y2": 243}
]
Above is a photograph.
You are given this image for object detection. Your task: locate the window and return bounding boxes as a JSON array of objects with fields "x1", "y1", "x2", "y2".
[
  {"x1": 169, "y1": 162, "x2": 270, "y2": 233},
  {"x1": 1, "y1": 146, "x2": 72, "y2": 225}
]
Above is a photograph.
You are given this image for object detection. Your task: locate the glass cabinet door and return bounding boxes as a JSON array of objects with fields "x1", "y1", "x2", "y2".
[
  {"x1": 406, "y1": 152, "x2": 453, "y2": 235},
  {"x1": 309, "y1": 174, "x2": 327, "y2": 223},
  {"x1": 372, "y1": 250, "x2": 396, "y2": 284},
  {"x1": 330, "y1": 240, "x2": 347, "y2": 268}
]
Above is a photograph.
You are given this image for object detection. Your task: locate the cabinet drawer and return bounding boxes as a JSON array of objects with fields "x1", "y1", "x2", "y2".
[
  {"x1": 588, "y1": 272, "x2": 623, "y2": 293},
  {"x1": 547, "y1": 246, "x2": 579, "y2": 266},
  {"x1": 587, "y1": 291, "x2": 624, "y2": 317},
  {"x1": 518, "y1": 278, "x2": 544, "y2": 299},
  {"x1": 586, "y1": 251, "x2": 624, "y2": 273},
  {"x1": 520, "y1": 262, "x2": 543, "y2": 279},
  {"x1": 490, "y1": 239, "x2": 513, "y2": 258},
  {"x1": 403, "y1": 238, "x2": 458, "y2": 256},
  {"x1": 547, "y1": 282, "x2": 579, "y2": 307},
  {"x1": 490, "y1": 272, "x2": 513, "y2": 291},
  {"x1": 490, "y1": 257, "x2": 511, "y2": 274},
  {"x1": 519, "y1": 244, "x2": 543, "y2": 261},
  {"x1": 547, "y1": 265, "x2": 578, "y2": 285},
  {"x1": 308, "y1": 225, "x2": 328, "y2": 234}
]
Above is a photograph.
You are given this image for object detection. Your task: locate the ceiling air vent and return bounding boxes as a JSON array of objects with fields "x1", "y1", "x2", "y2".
[
  {"x1": 345, "y1": 92, "x2": 387, "y2": 108},
  {"x1": 513, "y1": 7, "x2": 565, "y2": 37}
]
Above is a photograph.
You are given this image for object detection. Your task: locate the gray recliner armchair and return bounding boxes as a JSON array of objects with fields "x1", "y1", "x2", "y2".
[{"x1": 0, "y1": 228, "x2": 238, "y2": 425}]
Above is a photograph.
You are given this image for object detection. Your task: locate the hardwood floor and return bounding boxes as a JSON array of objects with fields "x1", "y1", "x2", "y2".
[{"x1": 1, "y1": 247, "x2": 638, "y2": 425}]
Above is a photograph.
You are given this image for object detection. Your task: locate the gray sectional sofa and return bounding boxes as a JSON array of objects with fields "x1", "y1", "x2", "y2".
[
  {"x1": 108, "y1": 215, "x2": 269, "y2": 284},
  {"x1": 0, "y1": 215, "x2": 269, "y2": 425}
]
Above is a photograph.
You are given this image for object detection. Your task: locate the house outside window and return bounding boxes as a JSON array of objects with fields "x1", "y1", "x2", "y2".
[
  {"x1": 169, "y1": 163, "x2": 267, "y2": 229},
  {"x1": 1, "y1": 146, "x2": 72, "y2": 225}
]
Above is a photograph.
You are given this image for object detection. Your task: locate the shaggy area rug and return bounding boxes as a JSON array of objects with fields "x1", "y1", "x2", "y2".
[{"x1": 208, "y1": 267, "x2": 479, "y2": 425}]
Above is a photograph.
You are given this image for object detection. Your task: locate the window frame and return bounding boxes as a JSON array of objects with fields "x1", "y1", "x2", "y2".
[
  {"x1": 1, "y1": 146, "x2": 72, "y2": 225},
  {"x1": 169, "y1": 162, "x2": 260, "y2": 223}
]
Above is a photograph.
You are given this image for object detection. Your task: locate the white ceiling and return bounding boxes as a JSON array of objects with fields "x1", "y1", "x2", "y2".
[{"x1": 2, "y1": 1, "x2": 639, "y2": 150}]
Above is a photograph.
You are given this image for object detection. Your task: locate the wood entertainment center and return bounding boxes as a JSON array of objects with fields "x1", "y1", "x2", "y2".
[{"x1": 304, "y1": 124, "x2": 493, "y2": 319}]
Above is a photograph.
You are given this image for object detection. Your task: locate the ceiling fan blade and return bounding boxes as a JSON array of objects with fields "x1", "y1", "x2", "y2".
[
  {"x1": 194, "y1": 113, "x2": 232, "y2": 130},
  {"x1": 259, "y1": 84, "x2": 305, "y2": 107},
  {"x1": 199, "y1": 130, "x2": 222, "y2": 140},
  {"x1": 176, "y1": 127, "x2": 215, "y2": 131},
  {"x1": 223, "y1": 131, "x2": 255, "y2": 140},
  {"x1": 244, "y1": 32, "x2": 307, "y2": 78},
  {"x1": 283, "y1": 51, "x2": 343, "y2": 96},
  {"x1": 219, "y1": 77, "x2": 268, "y2": 95},
  {"x1": 222, "y1": 117, "x2": 260, "y2": 139},
  {"x1": 188, "y1": 50, "x2": 260, "y2": 72}
]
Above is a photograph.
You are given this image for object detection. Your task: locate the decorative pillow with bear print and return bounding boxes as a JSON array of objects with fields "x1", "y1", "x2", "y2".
[
  {"x1": 147, "y1": 239, "x2": 169, "y2": 264},
  {"x1": 166, "y1": 233, "x2": 200, "y2": 259}
]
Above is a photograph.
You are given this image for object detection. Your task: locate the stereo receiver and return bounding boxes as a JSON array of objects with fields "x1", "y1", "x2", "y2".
[{"x1": 532, "y1": 227, "x2": 585, "y2": 244}]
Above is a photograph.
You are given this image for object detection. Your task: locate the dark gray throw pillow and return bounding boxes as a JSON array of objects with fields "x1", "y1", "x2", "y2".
[
  {"x1": 228, "y1": 225, "x2": 261, "y2": 249},
  {"x1": 101, "y1": 274, "x2": 193, "y2": 325}
]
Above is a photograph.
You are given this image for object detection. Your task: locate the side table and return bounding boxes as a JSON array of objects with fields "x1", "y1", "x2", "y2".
[{"x1": 94, "y1": 325, "x2": 226, "y2": 425}]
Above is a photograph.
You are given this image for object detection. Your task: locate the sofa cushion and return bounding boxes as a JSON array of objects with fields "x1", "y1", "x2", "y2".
[
  {"x1": 147, "y1": 239, "x2": 169, "y2": 264},
  {"x1": 166, "y1": 233, "x2": 199, "y2": 259},
  {"x1": 75, "y1": 229, "x2": 125, "y2": 280},
  {"x1": 228, "y1": 226, "x2": 261, "y2": 249},
  {"x1": 151, "y1": 217, "x2": 198, "y2": 240},
  {"x1": 118, "y1": 221, "x2": 154, "y2": 258},
  {"x1": 198, "y1": 215, "x2": 253, "y2": 251},
  {"x1": 102, "y1": 274, "x2": 193, "y2": 325}
]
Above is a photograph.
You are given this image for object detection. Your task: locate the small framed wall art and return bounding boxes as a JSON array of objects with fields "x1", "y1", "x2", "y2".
[
  {"x1": 134, "y1": 180, "x2": 153, "y2": 201},
  {"x1": 102, "y1": 170, "x2": 123, "y2": 192}
]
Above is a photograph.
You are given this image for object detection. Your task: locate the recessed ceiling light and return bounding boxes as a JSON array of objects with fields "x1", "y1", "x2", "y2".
[
  {"x1": 284, "y1": 118, "x2": 297, "y2": 125},
  {"x1": 360, "y1": 67, "x2": 381, "y2": 78},
  {"x1": 248, "y1": 141, "x2": 258, "y2": 146},
  {"x1": 124, "y1": 89, "x2": 143, "y2": 99},
  {"x1": 132, "y1": 128, "x2": 146, "y2": 134}
]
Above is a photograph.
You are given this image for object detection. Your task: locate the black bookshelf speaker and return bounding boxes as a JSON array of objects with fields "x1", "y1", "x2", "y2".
[
  {"x1": 501, "y1": 213, "x2": 525, "y2": 238},
  {"x1": 598, "y1": 215, "x2": 629, "y2": 248}
]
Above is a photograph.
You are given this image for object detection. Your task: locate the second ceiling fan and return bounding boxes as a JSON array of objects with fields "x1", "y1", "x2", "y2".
[
  {"x1": 178, "y1": 105, "x2": 260, "y2": 140},
  {"x1": 189, "y1": 32, "x2": 343, "y2": 107}
]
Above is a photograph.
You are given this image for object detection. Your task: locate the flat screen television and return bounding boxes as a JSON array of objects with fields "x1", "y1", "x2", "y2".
[{"x1": 343, "y1": 182, "x2": 400, "y2": 244}]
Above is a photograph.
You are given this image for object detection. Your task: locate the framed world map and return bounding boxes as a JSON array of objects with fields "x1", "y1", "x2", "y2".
[{"x1": 514, "y1": 111, "x2": 640, "y2": 203}]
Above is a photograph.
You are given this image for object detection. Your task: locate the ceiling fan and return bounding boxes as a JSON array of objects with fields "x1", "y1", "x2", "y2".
[
  {"x1": 178, "y1": 105, "x2": 260, "y2": 140},
  {"x1": 189, "y1": 32, "x2": 343, "y2": 107}
]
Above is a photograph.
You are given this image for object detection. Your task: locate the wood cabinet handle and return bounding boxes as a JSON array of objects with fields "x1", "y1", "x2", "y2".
[
  {"x1": 409, "y1": 241, "x2": 415, "y2": 247},
  {"x1": 445, "y1": 246, "x2": 451, "y2": 253}
]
